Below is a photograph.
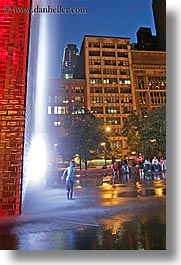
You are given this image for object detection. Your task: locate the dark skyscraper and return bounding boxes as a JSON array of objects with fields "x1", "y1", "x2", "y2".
[
  {"x1": 152, "y1": 0, "x2": 166, "y2": 51},
  {"x1": 61, "y1": 44, "x2": 79, "y2": 79}
]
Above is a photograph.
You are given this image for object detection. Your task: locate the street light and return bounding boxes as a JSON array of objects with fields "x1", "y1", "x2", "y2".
[
  {"x1": 100, "y1": 142, "x2": 107, "y2": 165},
  {"x1": 105, "y1": 126, "x2": 111, "y2": 133},
  {"x1": 150, "y1": 139, "x2": 157, "y2": 143}
]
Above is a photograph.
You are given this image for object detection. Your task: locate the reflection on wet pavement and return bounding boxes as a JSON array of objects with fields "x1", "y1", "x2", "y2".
[
  {"x1": 0, "y1": 172, "x2": 166, "y2": 250},
  {"x1": 0, "y1": 210, "x2": 166, "y2": 250}
]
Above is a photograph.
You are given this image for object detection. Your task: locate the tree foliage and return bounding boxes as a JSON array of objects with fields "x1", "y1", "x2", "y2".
[
  {"x1": 57, "y1": 108, "x2": 110, "y2": 168},
  {"x1": 122, "y1": 105, "x2": 166, "y2": 158}
]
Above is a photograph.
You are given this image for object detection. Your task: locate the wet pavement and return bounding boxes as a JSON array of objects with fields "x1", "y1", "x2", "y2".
[{"x1": 0, "y1": 172, "x2": 166, "y2": 250}]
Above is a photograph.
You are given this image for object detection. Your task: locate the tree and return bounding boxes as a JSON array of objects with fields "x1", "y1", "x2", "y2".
[
  {"x1": 57, "y1": 108, "x2": 110, "y2": 169},
  {"x1": 140, "y1": 105, "x2": 166, "y2": 157},
  {"x1": 122, "y1": 110, "x2": 142, "y2": 153},
  {"x1": 122, "y1": 105, "x2": 166, "y2": 158}
]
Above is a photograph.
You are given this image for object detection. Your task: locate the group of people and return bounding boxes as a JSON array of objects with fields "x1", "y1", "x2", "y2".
[
  {"x1": 137, "y1": 152, "x2": 166, "y2": 176},
  {"x1": 111, "y1": 153, "x2": 166, "y2": 178}
]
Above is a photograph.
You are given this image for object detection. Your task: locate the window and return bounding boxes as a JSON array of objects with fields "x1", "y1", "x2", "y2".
[
  {"x1": 118, "y1": 69, "x2": 130, "y2": 75},
  {"x1": 118, "y1": 60, "x2": 129, "y2": 66},
  {"x1": 119, "y1": 79, "x2": 131, "y2": 85},
  {"x1": 122, "y1": 105, "x2": 133, "y2": 114},
  {"x1": 117, "y1": 52, "x2": 128, "y2": 58},
  {"x1": 103, "y1": 60, "x2": 116, "y2": 66},
  {"x1": 91, "y1": 107, "x2": 103, "y2": 114},
  {"x1": 106, "y1": 106, "x2": 120, "y2": 114},
  {"x1": 90, "y1": 87, "x2": 102, "y2": 93},
  {"x1": 104, "y1": 87, "x2": 118, "y2": 93},
  {"x1": 71, "y1": 86, "x2": 84, "y2": 93},
  {"x1": 102, "y1": 43, "x2": 115, "y2": 48},
  {"x1": 148, "y1": 76, "x2": 166, "y2": 90},
  {"x1": 105, "y1": 96, "x2": 119, "y2": 103},
  {"x1": 120, "y1": 87, "x2": 131, "y2": 93},
  {"x1": 138, "y1": 76, "x2": 145, "y2": 89},
  {"x1": 72, "y1": 96, "x2": 84, "y2": 103},
  {"x1": 89, "y1": 42, "x2": 100, "y2": 48},
  {"x1": 89, "y1": 51, "x2": 100, "y2": 56},
  {"x1": 139, "y1": 92, "x2": 147, "y2": 104},
  {"x1": 90, "y1": 78, "x2": 102, "y2": 84},
  {"x1": 106, "y1": 117, "x2": 120, "y2": 125},
  {"x1": 103, "y1": 68, "x2": 117, "y2": 75},
  {"x1": 89, "y1": 59, "x2": 101, "y2": 65},
  {"x1": 117, "y1": 43, "x2": 127, "y2": 49},
  {"x1": 89, "y1": 68, "x2": 101, "y2": 74},
  {"x1": 54, "y1": 121, "x2": 61, "y2": 126},
  {"x1": 48, "y1": 96, "x2": 51, "y2": 104},
  {"x1": 91, "y1": 96, "x2": 103, "y2": 103},
  {"x1": 102, "y1": 51, "x2": 115, "y2": 57},
  {"x1": 54, "y1": 106, "x2": 66, "y2": 114},
  {"x1": 103, "y1": 78, "x2": 117, "y2": 84},
  {"x1": 58, "y1": 86, "x2": 68, "y2": 93},
  {"x1": 121, "y1": 96, "x2": 132, "y2": 103},
  {"x1": 48, "y1": 106, "x2": 51, "y2": 114}
]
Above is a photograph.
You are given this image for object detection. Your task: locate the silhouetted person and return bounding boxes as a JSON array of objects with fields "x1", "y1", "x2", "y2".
[{"x1": 62, "y1": 160, "x2": 75, "y2": 199}]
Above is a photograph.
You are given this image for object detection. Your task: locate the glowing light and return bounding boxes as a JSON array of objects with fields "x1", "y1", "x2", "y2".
[
  {"x1": 35, "y1": 13, "x2": 48, "y2": 135},
  {"x1": 155, "y1": 188, "x2": 164, "y2": 197},
  {"x1": 27, "y1": 136, "x2": 47, "y2": 182},
  {"x1": 27, "y1": 12, "x2": 49, "y2": 184},
  {"x1": 106, "y1": 126, "x2": 111, "y2": 132}
]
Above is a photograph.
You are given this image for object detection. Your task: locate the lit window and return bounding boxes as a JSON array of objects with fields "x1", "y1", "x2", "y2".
[
  {"x1": 48, "y1": 106, "x2": 51, "y2": 114},
  {"x1": 54, "y1": 121, "x2": 61, "y2": 126},
  {"x1": 54, "y1": 106, "x2": 66, "y2": 114}
]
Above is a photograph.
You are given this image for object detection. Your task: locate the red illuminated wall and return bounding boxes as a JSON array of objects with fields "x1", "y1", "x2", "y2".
[{"x1": 0, "y1": 0, "x2": 31, "y2": 216}]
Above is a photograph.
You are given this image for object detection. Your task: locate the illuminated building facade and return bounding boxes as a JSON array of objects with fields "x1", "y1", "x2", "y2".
[
  {"x1": 47, "y1": 79, "x2": 86, "y2": 138},
  {"x1": 74, "y1": 35, "x2": 135, "y2": 150},
  {"x1": 47, "y1": 78, "x2": 86, "y2": 164},
  {"x1": 131, "y1": 50, "x2": 166, "y2": 116},
  {"x1": 0, "y1": 0, "x2": 31, "y2": 216}
]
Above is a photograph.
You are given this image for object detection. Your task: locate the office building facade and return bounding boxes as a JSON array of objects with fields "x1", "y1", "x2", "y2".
[
  {"x1": 131, "y1": 50, "x2": 166, "y2": 116},
  {"x1": 47, "y1": 79, "x2": 86, "y2": 142},
  {"x1": 74, "y1": 35, "x2": 135, "y2": 150}
]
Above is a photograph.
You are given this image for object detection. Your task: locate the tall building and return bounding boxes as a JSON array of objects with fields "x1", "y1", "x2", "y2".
[
  {"x1": 0, "y1": 0, "x2": 31, "y2": 216},
  {"x1": 74, "y1": 35, "x2": 135, "y2": 151},
  {"x1": 135, "y1": 27, "x2": 157, "y2": 51},
  {"x1": 61, "y1": 44, "x2": 79, "y2": 79},
  {"x1": 152, "y1": 0, "x2": 166, "y2": 51}
]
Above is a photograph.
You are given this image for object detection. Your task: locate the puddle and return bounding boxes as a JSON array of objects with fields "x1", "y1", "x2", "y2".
[{"x1": 118, "y1": 188, "x2": 166, "y2": 198}]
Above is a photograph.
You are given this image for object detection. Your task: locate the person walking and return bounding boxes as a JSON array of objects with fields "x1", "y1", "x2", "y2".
[
  {"x1": 137, "y1": 152, "x2": 144, "y2": 177},
  {"x1": 62, "y1": 160, "x2": 75, "y2": 200}
]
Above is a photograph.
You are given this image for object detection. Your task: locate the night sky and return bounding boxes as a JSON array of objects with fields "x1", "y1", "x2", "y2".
[{"x1": 45, "y1": 0, "x2": 156, "y2": 78}]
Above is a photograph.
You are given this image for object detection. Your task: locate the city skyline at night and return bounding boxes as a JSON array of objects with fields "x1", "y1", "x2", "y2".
[{"x1": 46, "y1": 0, "x2": 157, "y2": 78}]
